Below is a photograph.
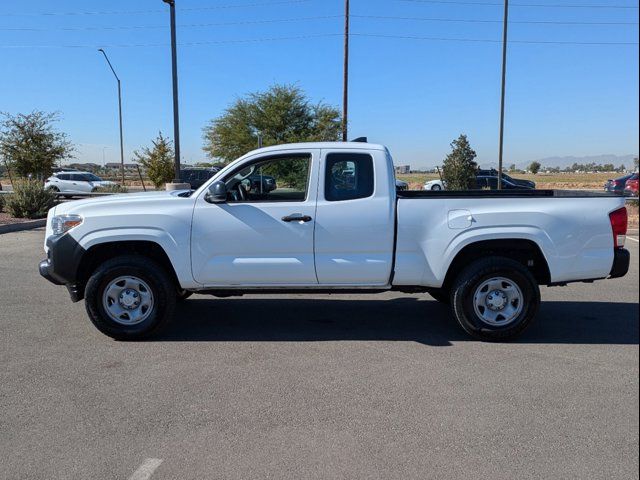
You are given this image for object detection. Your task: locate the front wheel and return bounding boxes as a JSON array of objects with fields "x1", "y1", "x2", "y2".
[
  {"x1": 176, "y1": 289, "x2": 193, "y2": 302},
  {"x1": 84, "y1": 255, "x2": 176, "y2": 340},
  {"x1": 431, "y1": 184, "x2": 442, "y2": 191},
  {"x1": 451, "y1": 257, "x2": 540, "y2": 341}
]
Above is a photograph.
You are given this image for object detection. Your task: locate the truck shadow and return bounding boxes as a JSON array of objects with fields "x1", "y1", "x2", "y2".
[{"x1": 158, "y1": 297, "x2": 639, "y2": 346}]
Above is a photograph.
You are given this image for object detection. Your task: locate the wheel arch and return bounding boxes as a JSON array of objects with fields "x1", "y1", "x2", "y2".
[
  {"x1": 76, "y1": 240, "x2": 181, "y2": 290},
  {"x1": 442, "y1": 238, "x2": 551, "y2": 292}
]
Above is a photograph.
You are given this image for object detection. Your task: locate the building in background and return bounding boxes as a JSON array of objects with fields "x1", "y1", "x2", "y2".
[
  {"x1": 105, "y1": 162, "x2": 141, "y2": 172},
  {"x1": 395, "y1": 165, "x2": 411, "y2": 174}
]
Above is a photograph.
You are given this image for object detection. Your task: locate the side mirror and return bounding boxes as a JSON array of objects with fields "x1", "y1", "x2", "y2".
[{"x1": 205, "y1": 181, "x2": 227, "y2": 203}]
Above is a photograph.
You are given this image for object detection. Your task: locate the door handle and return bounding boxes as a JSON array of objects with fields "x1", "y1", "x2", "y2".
[{"x1": 281, "y1": 213, "x2": 312, "y2": 222}]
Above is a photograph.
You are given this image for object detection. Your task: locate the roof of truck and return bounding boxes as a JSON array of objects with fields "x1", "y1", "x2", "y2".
[{"x1": 247, "y1": 142, "x2": 387, "y2": 155}]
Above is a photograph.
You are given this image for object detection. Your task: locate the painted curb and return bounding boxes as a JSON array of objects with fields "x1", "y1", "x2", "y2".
[{"x1": 0, "y1": 219, "x2": 46, "y2": 235}]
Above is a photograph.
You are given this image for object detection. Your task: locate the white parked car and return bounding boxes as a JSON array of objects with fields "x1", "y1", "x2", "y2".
[
  {"x1": 424, "y1": 179, "x2": 445, "y2": 190},
  {"x1": 44, "y1": 171, "x2": 117, "y2": 196},
  {"x1": 40, "y1": 142, "x2": 630, "y2": 342}
]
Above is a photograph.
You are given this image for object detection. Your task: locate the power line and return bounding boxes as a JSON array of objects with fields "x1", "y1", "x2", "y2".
[
  {"x1": 3, "y1": 14, "x2": 636, "y2": 31},
  {"x1": 0, "y1": 33, "x2": 342, "y2": 49},
  {"x1": 0, "y1": 15, "x2": 342, "y2": 32},
  {"x1": 399, "y1": 0, "x2": 639, "y2": 8},
  {"x1": 352, "y1": 14, "x2": 639, "y2": 26},
  {"x1": 0, "y1": 32, "x2": 636, "y2": 48},
  {"x1": 0, "y1": 0, "x2": 312, "y2": 17},
  {"x1": 352, "y1": 32, "x2": 639, "y2": 44}
]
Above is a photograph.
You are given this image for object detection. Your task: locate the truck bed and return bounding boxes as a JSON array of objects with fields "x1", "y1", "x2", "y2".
[
  {"x1": 397, "y1": 189, "x2": 623, "y2": 199},
  {"x1": 393, "y1": 190, "x2": 626, "y2": 287}
]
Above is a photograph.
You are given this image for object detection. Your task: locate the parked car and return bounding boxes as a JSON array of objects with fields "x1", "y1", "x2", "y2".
[
  {"x1": 181, "y1": 167, "x2": 279, "y2": 193},
  {"x1": 424, "y1": 171, "x2": 534, "y2": 191},
  {"x1": 179, "y1": 168, "x2": 220, "y2": 190},
  {"x1": 624, "y1": 173, "x2": 639, "y2": 196},
  {"x1": 604, "y1": 174, "x2": 635, "y2": 194},
  {"x1": 247, "y1": 172, "x2": 277, "y2": 193},
  {"x1": 40, "y1": 141, "x2": 629, "y2": 342},
  {"x1": 478, "y1": 169, "x2": 536, "y2": 189},
  {"x1": 475, "y1": 175, "x2": 534, "y2": 190},
  {"x1": 44, "y1": 171, "x2": 117, "y2": 197},
  {"x1": 424, "y1": 179, "x2": 445, "y2": 191},
  {"x1": 395, "y1": 179, "x2": 409, "y2": 191}
]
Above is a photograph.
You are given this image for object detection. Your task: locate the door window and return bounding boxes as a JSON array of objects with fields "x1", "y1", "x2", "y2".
[
  {"x1": 224, "y1": 154, "x2": 311, "y2": 202},
  {"x1": 324, "y1": 153, "x2": 374, "y2": 201}
]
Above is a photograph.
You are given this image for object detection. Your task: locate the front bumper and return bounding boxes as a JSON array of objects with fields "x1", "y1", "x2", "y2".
[
  {"x1": 39, "y1": 258, "x2": 65, "y2": 285},
  {"x1": 609, "y1": 248, "x2": 630, "y2": 279},
  {"x1": 38, "y1": 233, "x2": 86, "y2": 302}
]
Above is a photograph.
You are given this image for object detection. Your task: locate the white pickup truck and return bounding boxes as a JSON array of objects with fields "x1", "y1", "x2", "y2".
[{"x1": 39, "y1": 141, "x2": 630, "y2": 341}]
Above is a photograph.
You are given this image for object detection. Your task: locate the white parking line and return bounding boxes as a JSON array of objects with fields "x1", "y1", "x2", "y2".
[
  {"x1": 129, "y1": 458, "x2": 163, "y2": 480},
  {"x1": 627, "y1": 236, "x2": 639, "y2": 243}
]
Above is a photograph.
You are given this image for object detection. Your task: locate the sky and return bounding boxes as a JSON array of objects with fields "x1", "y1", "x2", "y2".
[{"x1": 0, "y1": 0, "x2": 638, "y2": 169}]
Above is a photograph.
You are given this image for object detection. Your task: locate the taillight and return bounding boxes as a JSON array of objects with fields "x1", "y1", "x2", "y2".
[{"x1": 609, "y1": 207, "x2": 627, "y2": 248}]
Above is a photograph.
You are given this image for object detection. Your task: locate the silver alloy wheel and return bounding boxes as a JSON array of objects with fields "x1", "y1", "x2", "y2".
[
  {"x1": 432, "y1": 184, "x2": 442, "y2": 191},
  {"x1": 472, "y1": 276, "x2": 523, "y2": 326},
  {"x1": 102, "y1": 275, "x2": 154, "y2": 326}
]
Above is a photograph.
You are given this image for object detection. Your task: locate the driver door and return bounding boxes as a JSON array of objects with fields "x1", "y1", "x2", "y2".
[{"x1": 191, "y1": 150, "x2": 319, "y2": 286}]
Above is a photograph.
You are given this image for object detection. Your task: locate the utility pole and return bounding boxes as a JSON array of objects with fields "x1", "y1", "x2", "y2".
[
  {"x1": 98, "y1": 49, "x2": 125, "y2": 186},
  {"x1": 497, "y1": 0, "x2": 509, "y2": 190},
  {"x1": 163, "y1": 0, "x2": 182, "y2": 184},
  {"x1": 342, "y1": 0, "x2": 350, "y2": 142},
  {"x1": 102, "y1": 146, "x2": 108, "y2": 167}
]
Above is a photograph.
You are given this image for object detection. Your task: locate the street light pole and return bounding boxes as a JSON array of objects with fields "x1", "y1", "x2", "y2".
[
  {"x1": 98, "y1": 49, "x2": 125, "y2": 185},
  {"x1": 102, "y1": 146, "x2": 109, "y2": 167},
  {"x1": 497, "y1": 0, "x2": 509, "y2": 190},
  {"x1": 342, "y1": 0, "x2": 349, "y2": 142},
  {"x1": 163, "y1": 0, "x2": 182, "y2": 183}
]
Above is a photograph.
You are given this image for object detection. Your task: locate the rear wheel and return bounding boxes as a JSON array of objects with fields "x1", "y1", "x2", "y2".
[
  {"x1": 85, "y1": 255, "x2": 176, "y2": 340},
  {"x1": 426, "y1": 288, "x2": 450, "y2": 304},
  {"x1": 451, "y1": 257, "x2": 540, "y2": 341}
]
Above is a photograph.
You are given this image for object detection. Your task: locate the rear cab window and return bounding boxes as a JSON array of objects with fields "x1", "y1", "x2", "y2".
[{"x1": 324, "y1": 152, "x2": 374, "y2": 201}]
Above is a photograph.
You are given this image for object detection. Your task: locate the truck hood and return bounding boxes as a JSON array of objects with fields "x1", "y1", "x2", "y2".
[{"x1": 51, "y1": 189, "x2": 192, "y2": 216}]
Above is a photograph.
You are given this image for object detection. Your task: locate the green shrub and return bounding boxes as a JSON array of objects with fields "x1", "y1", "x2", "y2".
[
  {"x1": 93, "y1": 183, "x2": 128, "y2": 194},
  {"x1": 0, "y1": 193, "x2": 5, "y2": 213},
  {"x1": 5, "y1": 179, "x2": 56, "y2": 219}
]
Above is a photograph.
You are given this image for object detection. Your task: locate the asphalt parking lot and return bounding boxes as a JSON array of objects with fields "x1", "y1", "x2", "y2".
[{"x1": 1, "y1": 229, "x2": 638, "y2": 480}]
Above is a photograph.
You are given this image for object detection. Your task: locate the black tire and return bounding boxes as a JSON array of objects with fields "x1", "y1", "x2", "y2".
[
  {"x1": 451, "y1": 256, "x2": 540, "y2": 341},
  {"x1": 176, "y1": 289, "x2": 193, "y2": 302},
  {"x1": 84, "y1": 255, "x2": 176, "y2": 340},
  {"x1": 47, "y1": 186, "x2": 60, "y2": 193},
  {"x1": 426, "y1": 287, "x2": 450, "y2": 304},
  {"x1": 431, "y1": 184, "x2": 442, "y2": 191}
]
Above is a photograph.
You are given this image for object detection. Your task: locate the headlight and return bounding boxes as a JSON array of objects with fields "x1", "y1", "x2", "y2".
[{"x1": 51, "y1": 214, "x2": 83, "y2": 236}]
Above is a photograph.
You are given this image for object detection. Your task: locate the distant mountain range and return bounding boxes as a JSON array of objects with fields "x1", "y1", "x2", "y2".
[{"x1": 515, "y1": 154, "x2": 638, "y2": 170}]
